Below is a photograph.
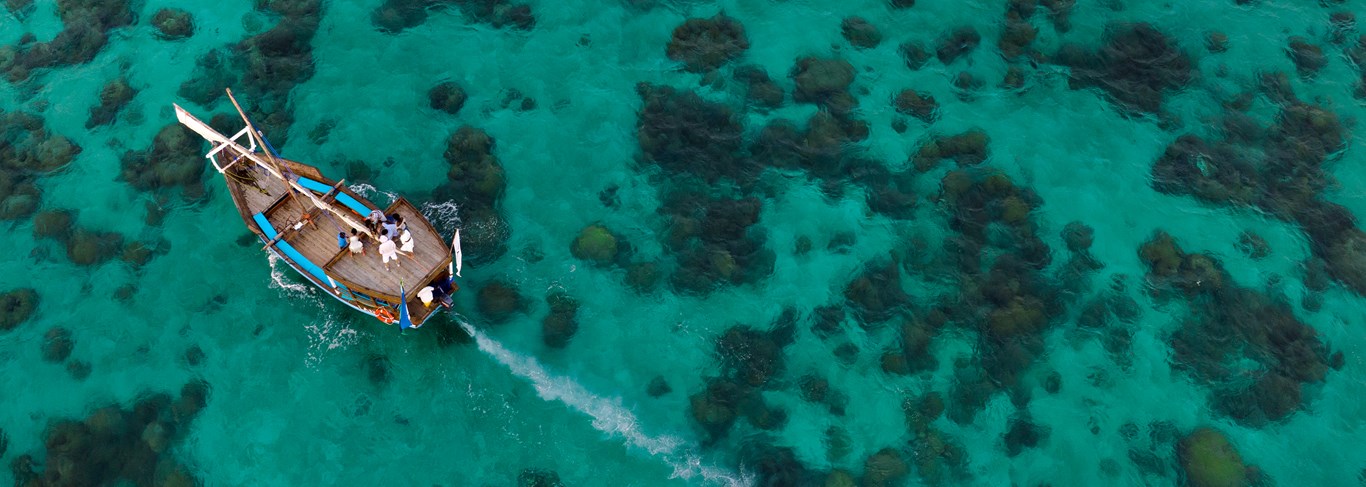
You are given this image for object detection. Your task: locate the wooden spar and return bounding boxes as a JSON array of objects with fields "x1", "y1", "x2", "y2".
[
  {"x1": 172, "y1": 104, "x2": 377, "y2": 239},
  {"x1": 224, "y1": 88, "x2": 310, "y2": 224}
]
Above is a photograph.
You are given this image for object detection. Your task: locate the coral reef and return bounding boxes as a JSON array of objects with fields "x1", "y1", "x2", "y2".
[
  {"x1": 0, "y1": 111, "x2": 80, "y2": 220},
  {"x1": 152, "y1": 8, "x2": 195, "y2": 40},
  {"x1": 733, "y1": 65, "x2": 784, "y2": 109},
  {"x1": 688, "y1": 314, "x2": 796, "y2": 441},
  {"x1": 119, "y1": 123, "x2": 207, "y2": 201},
  {"x1": 428, "y1": 81, "x2": 468, "y2": 115},
  {"x1": 1178, "y1": 428, "x2": 1249, "y2": 487},
  {"x1": 433, "y1": 126, "x2": 510, "y2": 264},
  {"x1": 86, "y1": 77, "x2": 137, "y2": 128},
  {"x1": 0, "y1": 288, "x2": 38, "y2": 332},
  {"x1": 10, "y1": 382, "x2": 208, "y2": 486},
  {"x1": 0, "y1": 0, "x2": 134, "y2": 81},
  {"x1": 936, "y1": 27, "x2": 981, "y2": 64},
  {"x1": 541, "y1": 291, "x2": 579, "y2": 348},
  {"x1": 476, "y1": 280, "x2": 524, "y2": 323},
  {"x1": 569, "y1": 225, "x2": 620, "y2": 266},
  {"x1": 1150, "y1": 80, "x2": 1361, "y2": 294},
  {"x1": 666, "y1": 14, "x2": 749, "y2": 72},
  {"x1": 841, "y1": 17, "x2": 881, "y2": 49},
  {"x1": 1054, "y1": 23, "x2": 1193, "y2": 114},
  {"x1": 894, "y1": 89, "x2": 938, "y2": 123},
  {"x1": 636, "y1": 84, "x2": 751, "y2": 185},
  {"x1": 1141, "y1": 232, "x2": 1332, "y2": 424}
]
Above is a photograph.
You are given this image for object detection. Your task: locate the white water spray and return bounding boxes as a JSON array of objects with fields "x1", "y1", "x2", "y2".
[
  {"x1": 420, "y1": 200, "x2": 463, "y2": 230},
  {"x1": 347, "y1": 183, "x2": 398, "y2": 206},
  {"x1": 456, "y1": 320, "x2": 753, "y2": 486},
  {"x1": 265, "y1": 254, "x2": 358, "y2": 362}
]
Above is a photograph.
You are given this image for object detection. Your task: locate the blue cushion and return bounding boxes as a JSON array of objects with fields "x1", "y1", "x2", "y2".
[
  {"x1": 296, "y1": 176, "x2": 371, "y2": 216},
  {"x1": 253, "y1": 213, "x2": 348, "y2": 291}
]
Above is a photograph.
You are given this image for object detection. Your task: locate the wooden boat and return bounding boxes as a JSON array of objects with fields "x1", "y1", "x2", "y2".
[{"x1": 172, "y1": 90, "x2": 462, "y2": 329}]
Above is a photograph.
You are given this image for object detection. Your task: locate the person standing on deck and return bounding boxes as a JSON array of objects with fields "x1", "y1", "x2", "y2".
[
  {"x1": 379, "y1": 233, "x2": 400, "y2": 270},
  {"x1": 399, "y1": 228, "x2": 415, "y2": 256},
  {"x1": 382, "y1": 216, "x2": 399, "y2": 240},
  {"x1": 348, "y1": 229, "x2": 365, "y2": 255}
]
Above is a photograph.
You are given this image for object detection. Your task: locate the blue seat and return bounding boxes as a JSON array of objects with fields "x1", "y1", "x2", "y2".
[
  {"x1": 253, "y1": 213, "x2": 348, "y2": 291},
  {"x1": 296, "y1": 176, "x2": 372, "y2": 216}
]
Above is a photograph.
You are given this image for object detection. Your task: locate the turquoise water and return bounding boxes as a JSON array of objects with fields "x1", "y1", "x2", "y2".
[{"x1": 2, "y1": 0, "x2": 1366, "y2": 485}]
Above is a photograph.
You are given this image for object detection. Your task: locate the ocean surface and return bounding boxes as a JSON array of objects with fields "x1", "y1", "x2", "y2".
[{"x1": 1, "y1": 0, "x2": 1365, "y2": 485}]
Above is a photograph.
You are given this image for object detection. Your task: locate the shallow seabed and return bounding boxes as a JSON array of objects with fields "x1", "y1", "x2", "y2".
[{"x1": 2, "y1": 0, "x2": 1365, "y2": 485}]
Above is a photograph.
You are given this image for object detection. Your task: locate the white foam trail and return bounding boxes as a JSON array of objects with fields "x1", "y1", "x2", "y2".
[
  {"x1": 266, "y1": 254, "x2": 358, "y2": 363},
  {"x1": 457, "y1": 320, "x2": 752, "y2": 486},
  {"x1": 266, "y1": 253, "x2": 315, "y2": 296},
  {"x1": 419, "y1": 200, "x2": 463, "y2": 234},
  {"x1": 348, "y1": 183, "x2": 398, "y2": 206}
]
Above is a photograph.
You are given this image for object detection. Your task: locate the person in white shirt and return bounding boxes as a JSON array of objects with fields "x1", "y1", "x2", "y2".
[
  {"x1": 378, "y1": 233, "x2": 400, "y2": 270},
  {"x1": 348, "y1": 229, "x2": 365, "y2": 255},
  {"x1": 399, "y1": 228, "x2": 414, "y2": 256},
  {"x1": 418, "y1": 286, "x2": 435, "y2": 307}
]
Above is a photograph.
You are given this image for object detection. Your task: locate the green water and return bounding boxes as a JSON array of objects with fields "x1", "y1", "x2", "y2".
[{"x1": 2, "y1": 0, "x2": 1365, "y2": 485}]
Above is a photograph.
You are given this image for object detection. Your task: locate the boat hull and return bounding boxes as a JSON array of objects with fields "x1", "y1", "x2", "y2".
[{"x1": 262, "y1": 241, "x2": 446, "y2": 327}]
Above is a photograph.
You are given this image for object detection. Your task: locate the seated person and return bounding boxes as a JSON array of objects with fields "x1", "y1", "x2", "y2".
[{"x1": 348, "y1": 229, "x2": 365, "y2": 255}]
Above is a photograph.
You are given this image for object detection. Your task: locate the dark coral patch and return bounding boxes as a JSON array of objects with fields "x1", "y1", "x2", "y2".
[
  {"x1": 667, "y1": 14, "x2": 749, "y2": 72},
  {"x1": 118, "y1": 123, "x2": 207, "y2": 201},
  {"x1": 1055, "y1": 23, "x2": 1192, "y2": 114},
  {"x1": 87, "y1": 77, "x2": 136, "y2": 128},
  {"x1": 636, "y1": 84, "x2": 752, "y2": 185},
  {"x1": 152, "y1": 8, "x2": 195, "y2": 40}
]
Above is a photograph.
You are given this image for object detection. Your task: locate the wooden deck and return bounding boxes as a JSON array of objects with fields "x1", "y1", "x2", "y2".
[{"x1": 219, "y1": 147, "x2": 452, "y2": 326}]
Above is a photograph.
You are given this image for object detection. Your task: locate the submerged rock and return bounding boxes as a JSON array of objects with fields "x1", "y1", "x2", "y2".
[
  {"x1": 42, "y1": 327, "x2": 74, "y2": 362},
  {"x1": 791, "y1": 57, "x2": 856, "y2": 105},
  {"x1": 666, "y1": 14, "x2": 749, "y2": 72},
  {"x1": 894, "y1": 89, "x2": 938, "y2": 123},
  {"x1": 152, "y1": 8, "x2": 195, "y2": 40},
  {"x1": 570, "y1": 225, "x2": 619, "y2": 265},
  {"x1": 899, "y1": 41, "x2": 931, "y2": 70},
  {"x1": 1056, "y1": 23, "x2": 1192, "y2": 114},
  {"x1": 118, "y1": 124, "x2": 206, "y2": 200},
  {"x1": 936, "y1": 27, "x2": 981, "y2": 64},
  {"x1": 476, "y1": 280, "x2": 524, "y2": 323},
  {"x1": 541, "y1": 291, "x2": 579, "y2": 348},
  {"x1": 862, "y1": 448, "x2": 909, "y2": 487},
  {"x1": 428, "y1": 81, "x2": 468, "y2": 115},
  {"x1": 1178, "y1": 428, "x2": 1248, "y2": 487},
  {"x1": 87, "y1": 78, "x2": 137, "y2": 128},
  {"x1": 1287, "y1": 37, "x2": 1326, "y2": 77},
  {"x1": 0, "y1": 288, "x2": 39, "y2": 332},
  {"x1": 646, "y1": 376, "x2": 671, "y2": 397},
  {"x1": 517, "y1": 469, "x2": 564, "y2": 487},
  {"x1": 841, "y1": 16, "x2": 881, "y2": 49}
]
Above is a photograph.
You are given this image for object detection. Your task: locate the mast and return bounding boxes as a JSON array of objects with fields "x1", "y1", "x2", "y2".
[
  {"x1": 224, "y1": 88, "x2": 310, "y2": 221},
  {"x1": 172, "y1": 102, "x2": 377, "y2": 239}
]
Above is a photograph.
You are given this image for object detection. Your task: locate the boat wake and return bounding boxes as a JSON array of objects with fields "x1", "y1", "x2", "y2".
[
  {"x1": 419, "y1": 200, "x2": 462, "y2": 235},
  {"x1": 266, "y1": 254, "x2": 359, "y2": 362},
  {"x1": 456, "y1": 320, "x2": 752, "y2": 486},
  {"x1": 265, "y1": 253, "x2": 315, "y2": 297},
  {"x1": 348, "y1": 183, "x2": 397, "y2": 206}
]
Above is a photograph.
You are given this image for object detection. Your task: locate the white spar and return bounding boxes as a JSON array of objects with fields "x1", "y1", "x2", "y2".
[{"x1": 453, "y1": 229, "x2": 463, "y2": 277}]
